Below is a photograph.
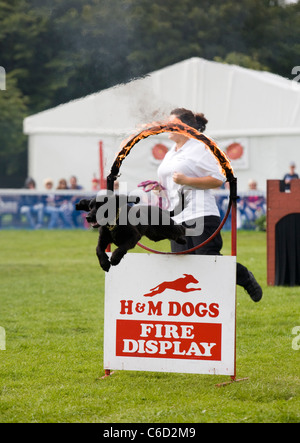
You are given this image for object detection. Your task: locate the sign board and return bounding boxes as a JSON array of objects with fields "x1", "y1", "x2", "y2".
[{"x1": 104, "y1": 253, "x2": 236, "y2": 376}]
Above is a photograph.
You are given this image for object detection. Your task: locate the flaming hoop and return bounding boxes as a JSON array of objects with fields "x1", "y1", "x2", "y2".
[
  {"x1": 106, "y1": 120, "x2": 237, "y2": 255},
  {"x1": 107, "y1": 120, "x2": 235, "y2": 190}
]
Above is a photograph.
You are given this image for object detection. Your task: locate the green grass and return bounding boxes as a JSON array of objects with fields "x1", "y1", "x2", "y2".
[{"x1": 0, "y1": 229, "x2": 299, "y2": 423}]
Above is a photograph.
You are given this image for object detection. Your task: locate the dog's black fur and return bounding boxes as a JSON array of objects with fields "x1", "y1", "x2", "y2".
[{"x1": 76, "y1": 194, "x2": 186, "y2": 272}]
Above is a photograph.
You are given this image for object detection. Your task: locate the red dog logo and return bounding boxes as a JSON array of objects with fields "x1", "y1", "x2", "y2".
[{"x1": 143, "y1": 274, "x2": 202, "y2": 297}]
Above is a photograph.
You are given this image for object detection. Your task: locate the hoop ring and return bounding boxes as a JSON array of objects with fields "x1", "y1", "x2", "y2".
[{"x1": 106, "y1": 121, "x2": 236, "y2": 255}]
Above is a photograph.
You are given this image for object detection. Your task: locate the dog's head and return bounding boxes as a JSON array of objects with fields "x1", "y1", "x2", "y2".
[
  {"x1": 76, "y1": 192, "x2": 128, "y2": 229},
  {"x1": 76, "y1": 198, "x2": 101, "y2": 228}
]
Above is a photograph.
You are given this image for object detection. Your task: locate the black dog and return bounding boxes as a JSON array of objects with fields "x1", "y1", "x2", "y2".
[{"x1": 76, "y1": 193, "x2": 186, "y2": 272}]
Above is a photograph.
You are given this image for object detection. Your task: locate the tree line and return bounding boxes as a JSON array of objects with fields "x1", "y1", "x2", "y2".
[{"x1": 0, "y1": 0, "x2": 299, "y2": 187}]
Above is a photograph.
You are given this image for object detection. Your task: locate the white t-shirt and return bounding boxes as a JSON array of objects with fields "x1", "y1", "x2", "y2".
[{"x1": 157, "y1": 138, "x2": 226, "y2": 223}]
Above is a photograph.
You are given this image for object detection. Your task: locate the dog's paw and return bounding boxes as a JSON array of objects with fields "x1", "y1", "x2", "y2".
[
  {"x1": 100, "y1": 260, "x2": 111, "y2": 272},
  {"x1": 110, "y1": 249, "x2": 125, "y2": 266},
  {"x1": 176, "y1": 237, "x2": 186, "y2": 245}
]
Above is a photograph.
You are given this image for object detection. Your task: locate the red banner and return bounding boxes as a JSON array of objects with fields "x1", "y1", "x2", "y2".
[{"x1": 116, "y1": 320, "x2": 221, "y2": 361}]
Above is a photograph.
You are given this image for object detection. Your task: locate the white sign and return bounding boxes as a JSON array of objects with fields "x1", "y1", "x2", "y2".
[{"x1": 104, "y1": 254, "x2": 236, "y2": 376}]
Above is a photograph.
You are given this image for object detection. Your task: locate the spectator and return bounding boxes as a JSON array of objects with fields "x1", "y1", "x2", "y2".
[
  {"x1": 244, "y1": 179, "x2": 265, "y2": 221},
  {"x1": 236, "y1": 179, "x2": 264, "y2": 228},
  {"x1": 248, "y1": 179, "x2": 258, "y2": 191},
  {"x1": 19, "y1": 177, "x2": 43, "y2": 229},
  {"x1": 69, "y1": 175, "x2": 83, "y2": 190},
  {"x1": 69, "y1": 175, "x2": 84, "y2": 227},
  {"x1": 25, "y1": 177, "x2": 35, "y2": 189},
  {"x1": 283, "y1": 162, "x2": 299, "y2": 190},
  {"x1": 55, "y1": 178, "x2": 72, "y2": 228},
  {"x1": 42, "y1": 178, "x2": 59, "y2": 228},
  {"x1": 57, "y1": 178, "x2": 69, "y2": 190}
]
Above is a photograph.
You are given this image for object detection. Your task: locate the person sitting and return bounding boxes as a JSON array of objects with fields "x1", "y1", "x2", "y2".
[
  {"x1": 42, "y1": 178, "x2": 59, "y2": 228},
  {"x1": 283, "y1": 162, "x2": 299, "y2": 190},
  {"x1": 19, "y1": 177, "x2": 43, "y2": 229},
  {"x1": 238, "y1": 179, "x2": 265, "y2": 227},
  {"x1": 69, "y1": 175, "x2": 83, "y2": 190},
  {"x1": 69, "y1": 175, "x2": 84, "y2": 227},
  {"x1": 55, "y1": 178, "x2": 72, "y2": 228}
]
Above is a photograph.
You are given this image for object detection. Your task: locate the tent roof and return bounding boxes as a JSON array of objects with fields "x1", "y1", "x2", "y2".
[{"x1": 23, "y1": 57, "x2": 300, "y2": 138}]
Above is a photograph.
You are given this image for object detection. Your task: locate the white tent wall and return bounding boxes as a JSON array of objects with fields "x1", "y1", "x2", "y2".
[
  {"x1": 28, "y1": 133, "x2": 120, "y2": 190},
  {"x1": 24, "y1": 57, "x2": 300, "y2": 192},
  {"x1": 27, "y1": 132, "x2": 175, "y2": 191}
]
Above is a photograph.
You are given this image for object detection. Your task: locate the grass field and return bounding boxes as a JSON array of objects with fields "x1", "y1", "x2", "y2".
[{"x1": 0, "y1": 229, "x2": 299, "y2": 423}]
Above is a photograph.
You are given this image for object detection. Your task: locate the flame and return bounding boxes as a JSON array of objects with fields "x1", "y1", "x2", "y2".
[{"x1": 108, "y1": 119, "x2": 235, "y2": 186}]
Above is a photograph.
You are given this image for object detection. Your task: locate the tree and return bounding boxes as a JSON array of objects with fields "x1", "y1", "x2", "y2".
[
  {"x1": 0, "y1": 74, "x2": 28, "y2": 187},
  {"x1": 214, "y1": 53, "x2": 269, "y2": 71},
  {"x1": 0, "y1": 0, "x2": 299, "y2": 187}
]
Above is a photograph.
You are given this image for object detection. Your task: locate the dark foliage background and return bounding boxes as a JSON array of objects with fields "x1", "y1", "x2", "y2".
[{"x1": 0, "y1": 0, "x2": 299, "y2": 187}]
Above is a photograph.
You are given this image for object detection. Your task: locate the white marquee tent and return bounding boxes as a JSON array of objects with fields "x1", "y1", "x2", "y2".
[{"x1": 23, "y1": 57, "x2": 300, "y2": 192}]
